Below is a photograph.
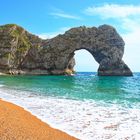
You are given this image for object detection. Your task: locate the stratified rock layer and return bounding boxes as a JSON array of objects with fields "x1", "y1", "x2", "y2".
[{"x1": 0, "y1": 24, "x2": 132, "y2": 76}]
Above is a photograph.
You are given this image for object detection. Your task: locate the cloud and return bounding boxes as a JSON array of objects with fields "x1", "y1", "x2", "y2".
[
  {"x1": 85, "y1": 4, "x2": 140, "y2": 19},
  {"x1": 50, "y1": 12, "x2": 81, "y2": 20},
  {"x1": 50, "y1": 8, "x2": 81, "y2": 20},
  {"x1": 38, "y1": 27, "x2": 71, "y2": 39},
  {"x1": 121, "y1": 18, "x2": 140, "y2": 31}
]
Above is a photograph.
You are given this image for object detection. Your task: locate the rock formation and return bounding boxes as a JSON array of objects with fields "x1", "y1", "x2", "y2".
[{"x1": 0, "y1": 24, "x2": 132, "y2": 76}]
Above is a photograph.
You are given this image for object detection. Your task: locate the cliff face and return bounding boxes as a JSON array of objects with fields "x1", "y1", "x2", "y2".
[
  {"x1": 0, "y1": 24, "x2": 43, "y2": 74},
  {"x1": 0, "y1": 24, "x2": 132, "y2": 76}
]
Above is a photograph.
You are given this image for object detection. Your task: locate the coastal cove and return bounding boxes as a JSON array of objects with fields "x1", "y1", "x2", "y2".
[
  {"x1": 1, "y1": 1, "x2": 140, "y2": 140},
  {"x1": 0, "y1": 72, "x2": 140, "y2": 140}
]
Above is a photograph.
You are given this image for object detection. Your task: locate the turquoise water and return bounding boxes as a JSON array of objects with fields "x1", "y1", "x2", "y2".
[
  {"x1": 0, "y1": 72, "x2": 140, "y2": 107},
  {"x1": 0, "y1": 72, "x2": 140, "y2": 139}
]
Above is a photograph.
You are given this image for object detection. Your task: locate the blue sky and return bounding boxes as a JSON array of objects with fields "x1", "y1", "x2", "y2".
[{"x1": 0, "y1": 0, "x2": 140, "y2": 72}]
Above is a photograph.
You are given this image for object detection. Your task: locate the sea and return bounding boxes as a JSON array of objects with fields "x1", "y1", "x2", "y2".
[{"x1": 0, "y1": 72, "x2": 140, "y2": 140}]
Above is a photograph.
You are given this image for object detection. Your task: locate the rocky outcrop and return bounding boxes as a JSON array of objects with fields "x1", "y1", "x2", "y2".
[{"x1": 0, "y1": 24, "x2": 132, "y2": 76}]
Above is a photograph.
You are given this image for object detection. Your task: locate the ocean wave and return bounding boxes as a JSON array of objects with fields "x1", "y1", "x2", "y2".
[
  {"x1": 0, "y1": 84, "x2": 4, "y2": 87},
  {"x1": 0, "y1": 87, "x2": 140, "y2": 140}
]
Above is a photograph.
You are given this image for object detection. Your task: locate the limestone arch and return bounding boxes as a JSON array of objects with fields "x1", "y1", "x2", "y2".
[
  {"x1": 42, "y1": 25, "x2": 132, "y2": 76},
  {"x1": 0, "y1": 24, "x2": 132, "y2": 76}
]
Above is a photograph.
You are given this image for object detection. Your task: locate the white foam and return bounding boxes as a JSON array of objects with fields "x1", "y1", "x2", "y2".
[
  {"x1": 0, "y1": 87, "x2": 140, "y2": 140},
  {"x1": 0, "y1": 84, "x2": 4, "y2": 87}
]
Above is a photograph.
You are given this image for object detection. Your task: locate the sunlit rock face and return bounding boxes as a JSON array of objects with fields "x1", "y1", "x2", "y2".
[{"x1": 0, "y1": 24, "x2": 132, "y2": 76}]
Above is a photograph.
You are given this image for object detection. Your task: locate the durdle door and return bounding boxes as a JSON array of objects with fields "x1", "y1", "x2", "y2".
[{"x1": 0, "y1": 24, "x2": 133, "y2": 76}]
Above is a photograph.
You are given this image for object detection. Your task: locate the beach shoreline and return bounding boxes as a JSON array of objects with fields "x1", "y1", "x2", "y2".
[
  {"x1": 0, "y1": 73, "x2": 140, "y2": 140},
  {"x1": 0, "y1": 99, "x2": 78, "y2": 140}
]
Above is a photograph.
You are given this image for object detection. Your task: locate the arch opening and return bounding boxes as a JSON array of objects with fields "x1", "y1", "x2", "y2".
[{"x1": 74, "y1": 49, "x2": 99, "y2": 72}]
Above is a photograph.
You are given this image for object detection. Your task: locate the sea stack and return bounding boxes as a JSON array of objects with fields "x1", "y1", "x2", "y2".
[{"x1": 0, "y1": 24, "x2": 133, "y2": 76}]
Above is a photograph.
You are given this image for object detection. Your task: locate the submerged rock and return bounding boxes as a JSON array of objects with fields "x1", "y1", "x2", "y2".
[{"x1": 0, "y1": 24, "x2": 132, "y2": 76}]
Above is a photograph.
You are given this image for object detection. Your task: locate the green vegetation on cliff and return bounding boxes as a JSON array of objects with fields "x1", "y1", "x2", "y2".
[{"x1": 0, "y1": 24, "x2": 33, "y2": 69}]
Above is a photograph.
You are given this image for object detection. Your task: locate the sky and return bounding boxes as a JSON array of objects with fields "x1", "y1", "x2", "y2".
[{"x1": 0, "y1": 0, "x2": 140, "y2": 72}]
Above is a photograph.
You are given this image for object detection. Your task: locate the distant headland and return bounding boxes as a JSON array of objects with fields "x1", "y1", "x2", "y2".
[{"x1": 0, "y1": 24, "x2": 132, "y2": 76}]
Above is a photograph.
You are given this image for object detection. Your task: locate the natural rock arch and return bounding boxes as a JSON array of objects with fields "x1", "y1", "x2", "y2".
[
  {"x1": 0, "y1": 24, "x2": 132, "y2": 76},
  {"x1": 38, "y1": 25, "x2": 132, "y2": 76}
]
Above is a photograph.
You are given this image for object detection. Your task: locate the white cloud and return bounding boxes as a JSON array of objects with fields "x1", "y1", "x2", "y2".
[
  {"x1": 50, "y1": 8, "x2": 81, "y2": 20},
  {"x1": 39, "y1": 33, "x2": 55, "y2": 39},
  {"x1": 121, "y1": 18, "x2": 140, "y2": 31},
  {"x1": 38, "y1": 27, "x2": 71, "y2": 39},
  {"x1": 85, "y1": 4, "x2": 140, "y2": 19},
  {"x1": 50, "y1": 12, "x2": 81, "y2": 20}
]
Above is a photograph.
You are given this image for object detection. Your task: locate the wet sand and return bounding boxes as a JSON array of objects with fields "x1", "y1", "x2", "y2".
[{"x1": 0, "y1": 99, "x2": 78, "y2": 140}]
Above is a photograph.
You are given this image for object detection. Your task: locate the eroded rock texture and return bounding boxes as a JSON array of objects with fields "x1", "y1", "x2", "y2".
[{"x1": 0, "y1": 24, "x2": 132, "y2": 76}]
